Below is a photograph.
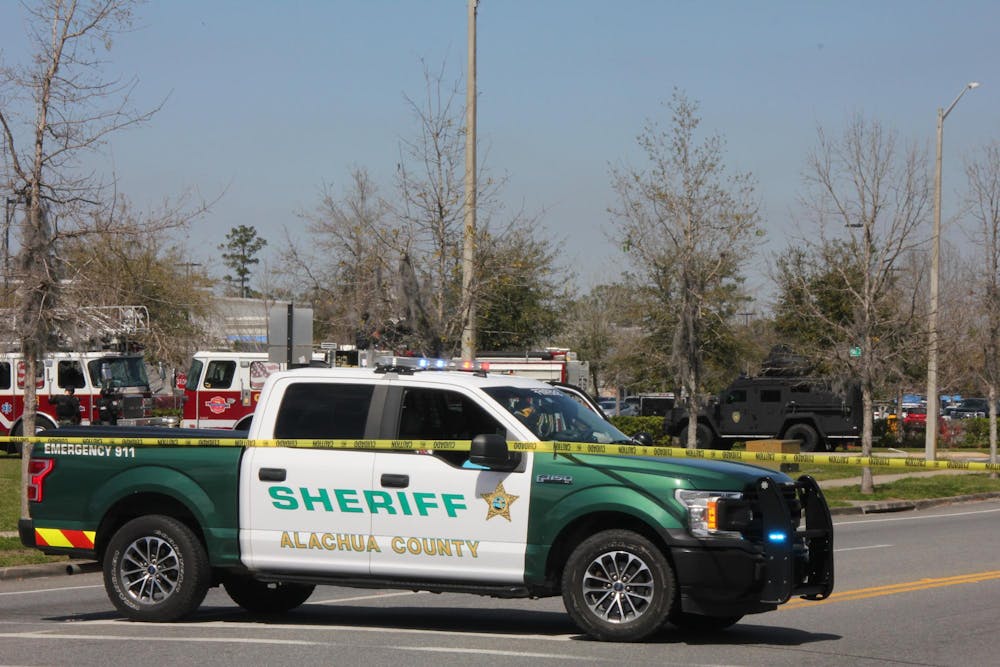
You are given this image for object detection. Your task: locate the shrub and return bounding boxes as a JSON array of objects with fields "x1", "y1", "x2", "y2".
[{"x1": 608, "y1": 416, "x2": 671, "y2": 445}]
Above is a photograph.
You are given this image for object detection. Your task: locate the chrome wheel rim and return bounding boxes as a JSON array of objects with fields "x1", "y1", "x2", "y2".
[
  {"x1": 580, "y1": 549, "x2": 654, "y2": 624},
  {"x1": 119, "y1": 536, "x2": 180, "y2": 606}
]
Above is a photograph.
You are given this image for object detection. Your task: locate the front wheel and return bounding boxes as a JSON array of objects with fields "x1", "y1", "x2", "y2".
[
  {"x1": 561, "y1": 529, "x2": 674, "y2": 642},
  {"x1": 103, "y1": 515, "x2": 210, "y2": 622},
  {"x1": 784, "y1": 423, "x2": 822, "y2": 452},
  {"x1": 223, "y1": 576, "x2": 315, "y2": 613}
]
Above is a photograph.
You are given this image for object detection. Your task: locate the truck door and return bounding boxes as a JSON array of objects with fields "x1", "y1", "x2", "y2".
[
  {"x1": 198, "y1": 359, "x2": 238, "y2": 427},
  {"x1": 239, "y1": 381, "x2": 381, "y2": 575},
  {"x1": 753, "y1": 386, "x2": 787, "y2": 435},
  {"x1": 719, "y1": 387, "x2": 748, "y2": 437},
  {"x1": 369, "y1": 385, "x2": 533, "y2": 583}
]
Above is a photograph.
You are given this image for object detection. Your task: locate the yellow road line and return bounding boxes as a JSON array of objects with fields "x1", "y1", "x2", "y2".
[{"x1": 782, "y1": 570, "x2": 1000, "y2": 608}]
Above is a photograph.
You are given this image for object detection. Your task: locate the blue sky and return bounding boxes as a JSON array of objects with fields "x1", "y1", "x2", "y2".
[{"x1": 3, "y1": 1, "x2": 998, "y2": 301}]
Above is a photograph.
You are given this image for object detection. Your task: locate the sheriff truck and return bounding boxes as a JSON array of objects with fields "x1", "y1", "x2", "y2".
[{"x1": 18, "y1": 357, "x2": 834, "y2": 642}]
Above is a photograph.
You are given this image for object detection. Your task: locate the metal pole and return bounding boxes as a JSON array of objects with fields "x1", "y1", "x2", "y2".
[
  {"x1": 925, "y1": 108, "x2": 944, "y2": 462},
  {"x1": 460, "y1": 0, "x2": 478, "y2": 360},
  {"x1": 3, "y1": 197, "x2": 12, "y2": 290},
  {"x1": 286, "y1": 303, "x2": 293, "y2": 366},
  {"x1": 925, "y1": 82, "x2": 979, "y2": 461}
]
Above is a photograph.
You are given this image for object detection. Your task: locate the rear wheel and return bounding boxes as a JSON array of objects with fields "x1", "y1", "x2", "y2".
[
  {"x1": 234, "y1": 416, "x2": 254, "y2": 431},
  {"x1": 785, "y1": 423, "x2": 822, "y2": 452},
  {"x1": 7, "y1": 419, "x2": 52, "y2": 454},
  {"x1": 695, "y1": 423, "x2": 720, "y2": 449},
  {"x1": 103, "y1": 515, "x2": 210, "y2": 622},
  {"x1": 223, "y1": 576, "x2": 314, "y2": 613},
  {"x1": 561, "y1": 529, "x2": 674, "y2": 642}
]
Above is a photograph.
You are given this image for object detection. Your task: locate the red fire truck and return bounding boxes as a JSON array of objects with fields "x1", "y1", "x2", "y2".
[
  {"x1": 470, "y1": 348, "x2": 592, "y2": 393},
  {"x1": 0, "y1": 350, "x2": 155, "y2": 450},
  {"x1": 179, "y1": 351, "x2": 280, "y2": 430}
]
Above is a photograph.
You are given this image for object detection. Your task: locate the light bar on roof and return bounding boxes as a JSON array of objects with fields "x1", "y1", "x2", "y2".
[{"x1": 373, "y1": 356, "x2": 448, "y2": 373}]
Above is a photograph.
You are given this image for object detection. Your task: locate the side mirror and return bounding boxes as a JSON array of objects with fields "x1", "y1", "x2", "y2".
[
  {"x1": 469, "y1": 433, "x2": 520, "y2": 472},
  {"x1": 633, "y1": 432, "x2": 654, "y2": 446}
]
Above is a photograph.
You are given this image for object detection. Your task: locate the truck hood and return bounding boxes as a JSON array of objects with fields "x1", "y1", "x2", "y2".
[{"x1": 561, "y1": 453, "x2": 795, "y2": 491}]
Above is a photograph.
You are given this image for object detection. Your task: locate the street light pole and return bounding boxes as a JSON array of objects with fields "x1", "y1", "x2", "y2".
[
  {"x1": 926, "y1": 81, "x2": 980, "y2": 462},
  {"x1": 460, "y1": 0, "x2": 478, "y2": 360}
]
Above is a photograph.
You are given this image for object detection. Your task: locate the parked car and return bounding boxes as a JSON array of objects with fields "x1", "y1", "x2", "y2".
[
  {"x1": 598, "y1": 399, "x2": 639, "y2": 416},
  {"x1": 902, "y1": 406, "x2": 927, "y2": 431},
  {"x1": 945, "y1": 398, "x2": 992, "y2": 419}
]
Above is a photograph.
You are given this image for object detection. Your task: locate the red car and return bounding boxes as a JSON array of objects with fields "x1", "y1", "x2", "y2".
[{"x1": 903, "y1": 406, "x2": 927, "y2": 430}]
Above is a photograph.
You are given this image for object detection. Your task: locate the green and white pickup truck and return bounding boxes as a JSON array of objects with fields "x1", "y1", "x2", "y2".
[{"x1": 19, "y1": 358, "x2": 834, "y2": 642}]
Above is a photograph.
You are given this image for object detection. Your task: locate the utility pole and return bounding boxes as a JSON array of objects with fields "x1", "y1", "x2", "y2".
[
  {"x1": 3, "y1": 197, "x2": 14, "y2": 290},
  {"x1": 926, "y1": 81, "x2": 980, "y2": 462},
  {"x1": 460, "y1": 0, "x2": 478, "y2": 360}
]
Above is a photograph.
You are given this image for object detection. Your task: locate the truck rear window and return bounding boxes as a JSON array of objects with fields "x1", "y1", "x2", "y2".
[{"x1": 274, "y1": 383, "x2": 374, "y2": 439}]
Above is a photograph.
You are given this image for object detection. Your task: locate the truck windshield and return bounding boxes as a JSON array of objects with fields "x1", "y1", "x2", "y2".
[
  {"x1": 86, "y1": 356, "x2": 150, "y2": 389},
  {"x1": 483, "y1": 385, "x2": 633, "y2": 444}
]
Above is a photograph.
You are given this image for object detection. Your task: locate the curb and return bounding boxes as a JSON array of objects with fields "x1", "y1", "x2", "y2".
[
  {"x1": 829, "y1": 491, "x2": 1000, "y2": 516},
  {"x1": 0, "y1": 559, "x2": 100, "y2": 582}
]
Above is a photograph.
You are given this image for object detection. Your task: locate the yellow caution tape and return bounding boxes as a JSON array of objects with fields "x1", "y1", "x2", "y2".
[{"x1": 3, "y1": 435, "x2": 998, "y2": 472}]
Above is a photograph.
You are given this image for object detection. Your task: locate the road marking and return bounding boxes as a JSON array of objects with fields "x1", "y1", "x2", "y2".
[
  {"x1": 781, "y1": 570, "x2": 1000, "y2": 609},
  {"x1": 387, "y1": 646, "x2": 603, "y2": 660},
  {"x1": 835, "y1": 544, "x2": 892, "y2": 552},
  {"x1": 0, "y1": 630, "x2": 604, "y2": 660},
  {"x1": 82, "y1": 618, "x2": 579, "y2": 642},
  {"x1": 834, "y1": 506, "x2": 1000, "y2": 526},
  {"x1": 0, "y1": 584, "x2": 102, "y2": 597},
  {"x1": 310, "y1": 591, "x2": 419, "y2": 604},
  {"x1": 0, "y1": 632, "x2": 322, "y2": 646}
]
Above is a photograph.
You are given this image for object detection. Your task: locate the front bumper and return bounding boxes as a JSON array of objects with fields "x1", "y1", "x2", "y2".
[{"x1": 670, "y1": 475, "x2": 834, "y2": 616}]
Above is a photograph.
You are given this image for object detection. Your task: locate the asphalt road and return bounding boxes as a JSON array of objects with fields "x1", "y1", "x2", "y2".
[{"x1": 1, "y1": 499, "x2": 998, "y2": 666}]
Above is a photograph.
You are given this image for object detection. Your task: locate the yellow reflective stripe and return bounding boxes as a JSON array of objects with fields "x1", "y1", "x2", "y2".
[
  {"x1": 3, "y1": 436, "x2": 998, "y2": 471},
  {"x1": 35, "y1": 528, "x2": 95, "y2": 548}
]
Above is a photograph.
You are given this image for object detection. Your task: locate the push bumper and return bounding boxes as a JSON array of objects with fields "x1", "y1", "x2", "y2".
[{"x1": 670, "y1": 475, "x2": 834, "y2": 616}]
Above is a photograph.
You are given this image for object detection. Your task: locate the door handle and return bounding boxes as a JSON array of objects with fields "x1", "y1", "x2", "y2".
[
  {"x1": 380, "y1": 473, "x2": 409, "y2": 488},
  {"x1": 258, "y1": 467, "x2": 286, "y2": 482}
]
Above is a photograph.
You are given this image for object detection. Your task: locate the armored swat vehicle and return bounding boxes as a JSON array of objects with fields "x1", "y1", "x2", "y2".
[{"x1": 663, "y1": 375, "x2": 863, "y2": 451}]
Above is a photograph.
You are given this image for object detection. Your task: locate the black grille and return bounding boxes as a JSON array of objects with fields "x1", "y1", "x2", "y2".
[{"x1": 738, "y1": 481, "x2": 803, "y2": 542}]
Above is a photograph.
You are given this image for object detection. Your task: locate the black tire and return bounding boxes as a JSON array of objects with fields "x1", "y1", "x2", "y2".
[
  {"x1": 784, "y1": 423, "x2": 822, "y2": 452},
  {"x1": 561, "y1": 529, "x2": 675, "y2": 642},
  {"x1": 223, "y1": 575, "x2": 315, "y2": 613},
  {"x1": 695, "y1": 423, "x2": 721, "y2": 449},
  {"x1": 7, "y1": 419, "x2": 52, "y2": 455},
  {"x1": 668, "y1": 610, "x2": 743, "y2": 632},
  {"x1": 103, "y1": 515, "x2": 210, "y2": 622}
]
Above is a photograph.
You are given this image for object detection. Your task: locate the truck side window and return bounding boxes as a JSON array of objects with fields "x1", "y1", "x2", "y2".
[
  {"x1": 274, "y1": 382, "x2": 374, "y2": 439},
  {"x1": 760, "y1": 390, "x2": 782, "y2": 403},
  {"x1": 398, "y1": 387, "x2": 505, "y2": 466},
  {"x1": 727, "y1": 390, "x2": 747, "y2": 404},
  {"x1": 185, "y1": 359, "x2": 203, "y2": 390},
  {"x1": 203, "y1": 361, "x2": 236, "y2": 389},
  {"x1": 0, "y1": 362, "x2": 9, "y2": 390},
  {"x1": 57, "y1": 360, "x2": 86, "y2": 389}
]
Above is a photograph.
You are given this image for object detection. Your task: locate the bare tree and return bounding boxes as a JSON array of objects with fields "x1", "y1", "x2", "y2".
[
  {"x1": 60, "y1": 199, "x2": 218, "y2": 367},
  {"x1": 965, "y1": 141, "x2": 1000, "y2": 475},
  {"x1": 610, "y1": 90, "x2": 762, "y2": 448},
  {"x1": 395, "y1": 61, "x2": 466, "y2": 333},
  {"x1": 560, "y1": 282, "x2": 645, "y2": 395},
  {"x1": 781, "y1": 115, "x2": 930, "y2": 493},
  {"x1": 283, "y1": 168, "x2": 400, "y2": 350},
  {"x1": 0, "y1": 0, "x2": 175, "y2": 518}
]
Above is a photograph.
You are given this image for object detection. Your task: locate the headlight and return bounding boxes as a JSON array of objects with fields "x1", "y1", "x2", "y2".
[{"x1": 674, "y1": 489, "x2": 747, "y2": 538}]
